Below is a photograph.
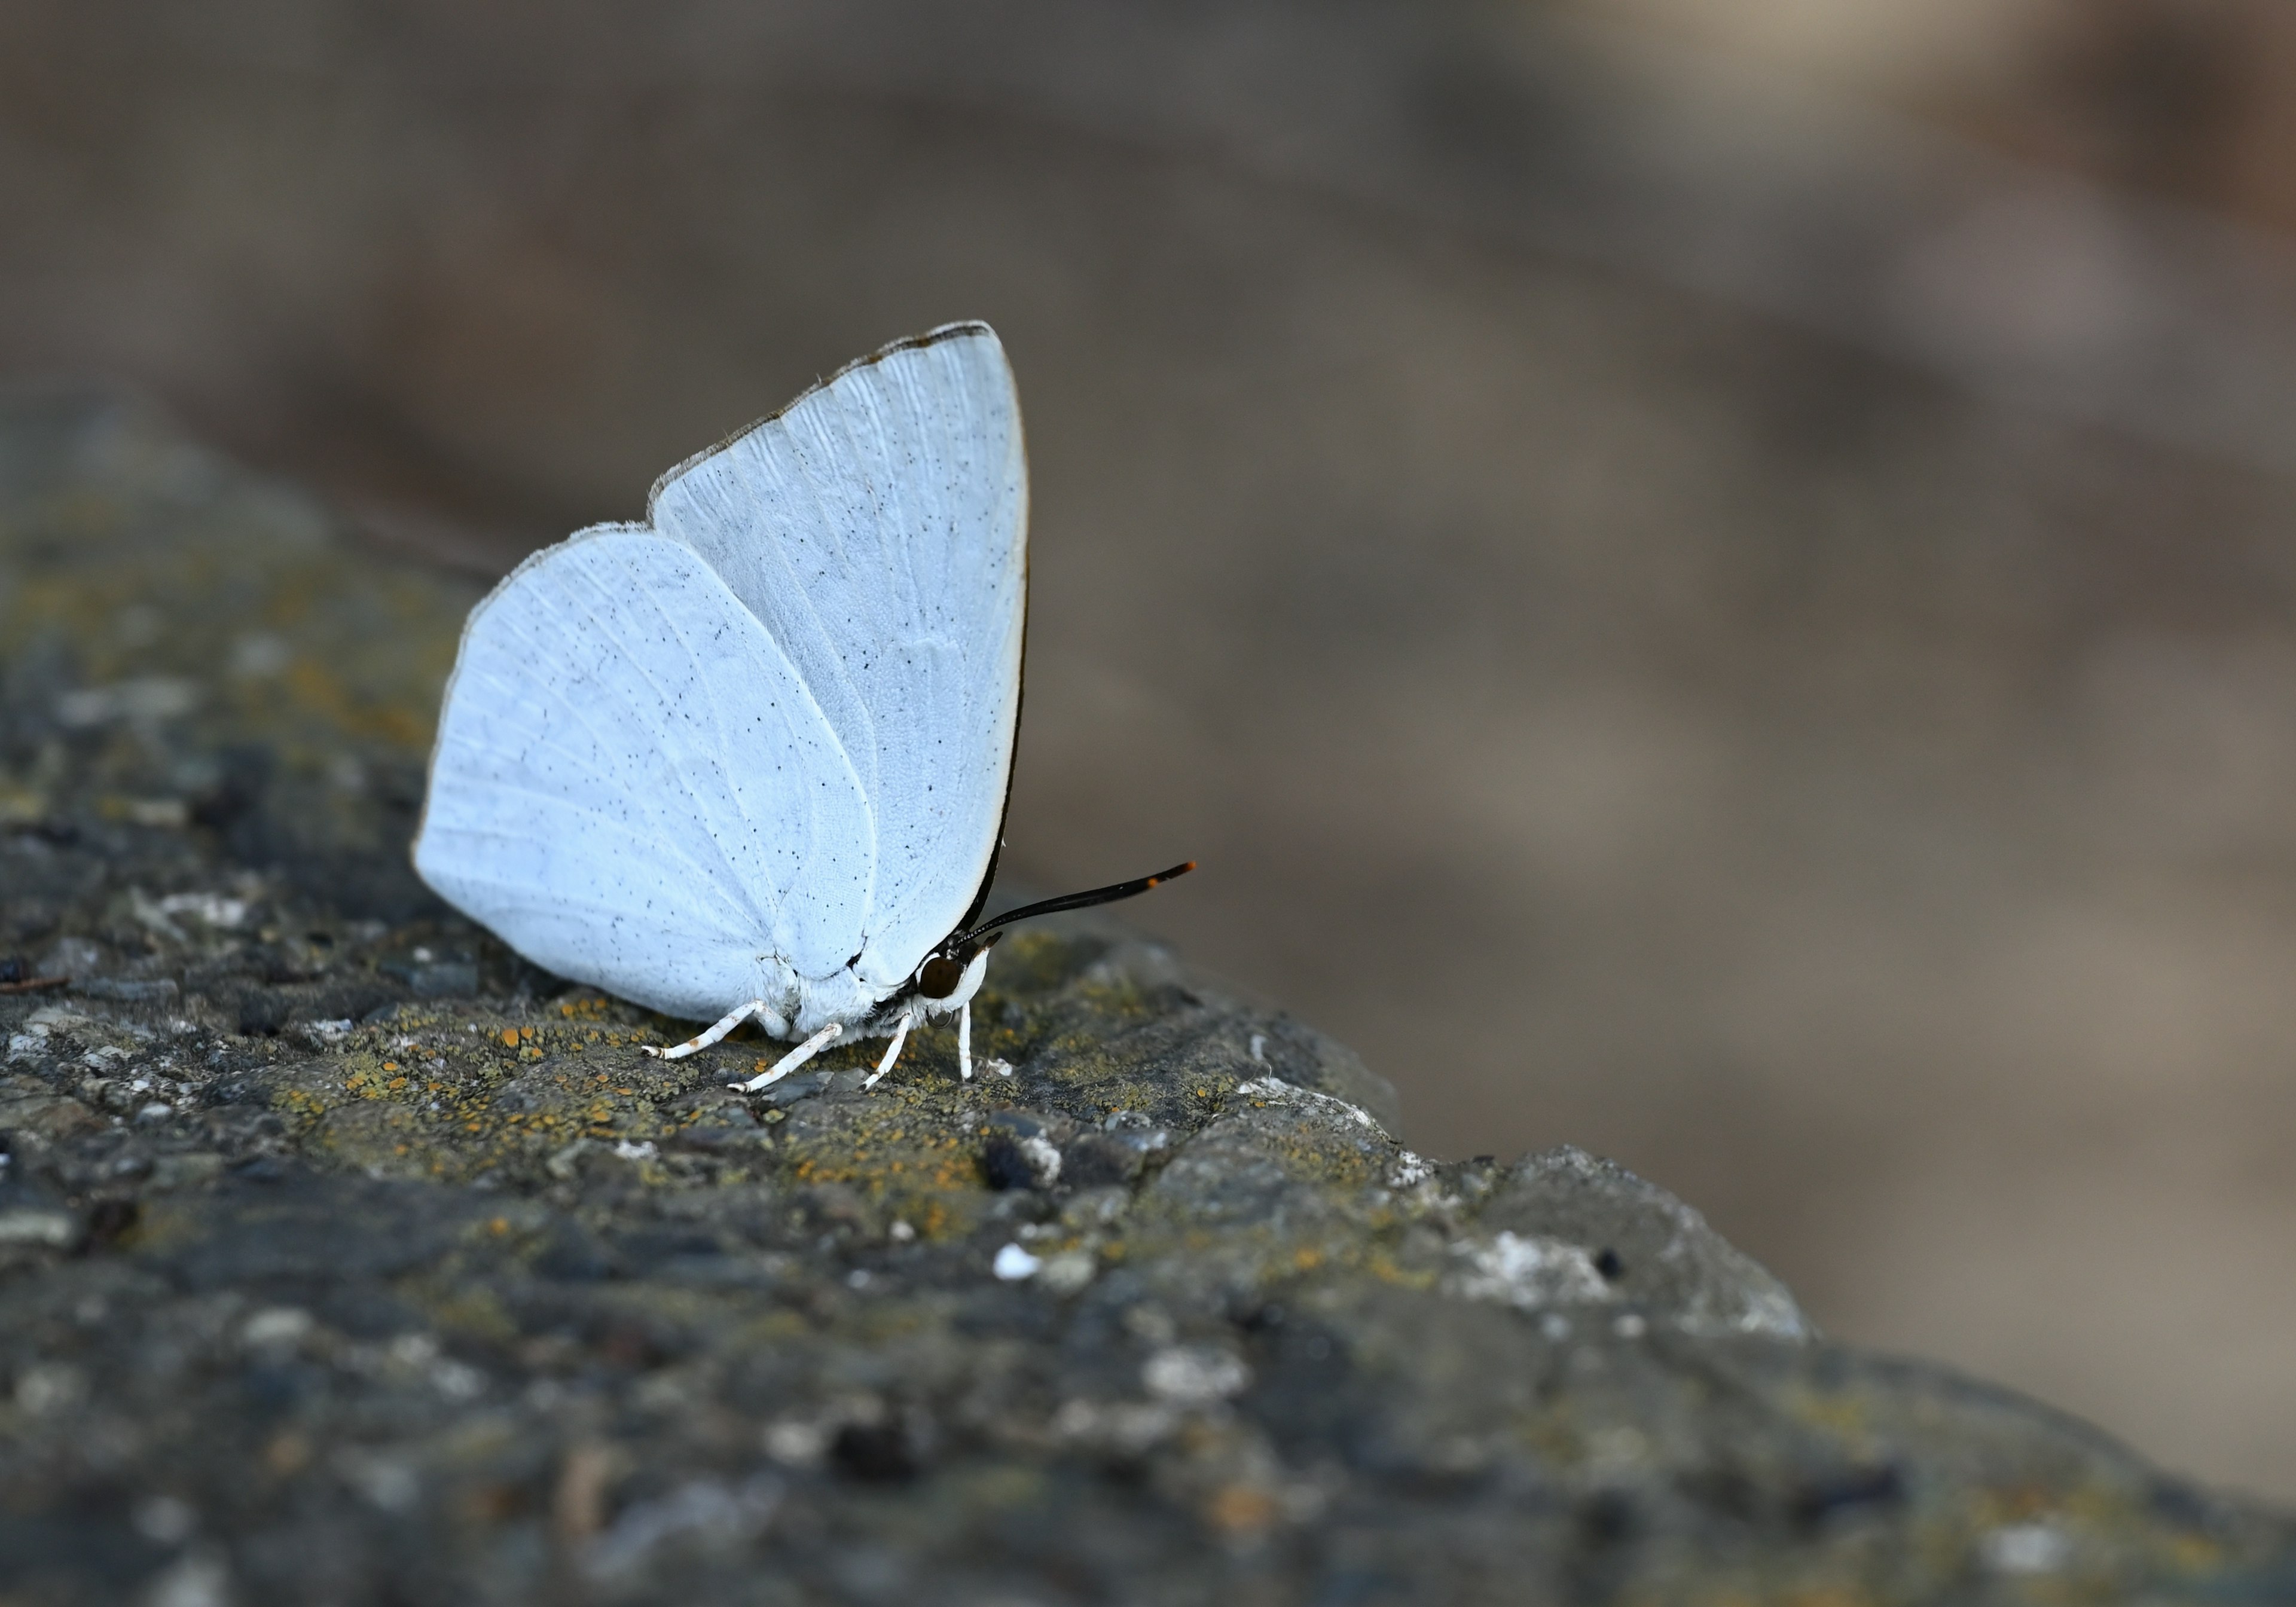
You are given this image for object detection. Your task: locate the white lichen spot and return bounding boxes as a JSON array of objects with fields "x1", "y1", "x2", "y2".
[
  {"x1": 764, "y1": 1419, "x2": 829, "y2": 1467},
  {"x1": 1052, "y1": 1398, "x2": 1177, "y2": 1454},
  {"x1": 1141, "y1": 1345, "x2": 1251, "y2": 1406},
  {"x1": 1234, "y1": 1076, "x2": 1379, "y2": 1132},
  {"x1": 1037, "y1": 1251, "x2": 1097, "y2": 1294},
  {"x1": 1451, "y1": 1232, "x2": 1614, "y2": 1311},
  {"x1": 1387, "y1": 1150, "x2": 1434, "y2": 1189},
  {"x1": 0, "y1": 1210, "x2": 79, "y2": 1248},
  {"x1": 54, "y1": 677, "x2": 200, "y2": 729},
  {"x1": 1016, "y1": 1134, "x2": 1062, "y2": 1187},
  {"x1": 153, "y1": 893, "x2": 248, "y2": 930},
  {"x1": 611, "y1": 1140, "x2": 658, "y2": 1163},
  {"x1": 241, "y1": 1307, "x2": 313, "y2": 1348},
  {"x1": 1982, "y1": 1522, "x2": 2074, "y2": 1575}
]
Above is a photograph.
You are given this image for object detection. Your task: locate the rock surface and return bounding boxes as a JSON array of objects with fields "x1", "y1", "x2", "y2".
[{"x1": 2, "y1": 388, "x2": 2292, "y2": 1605}]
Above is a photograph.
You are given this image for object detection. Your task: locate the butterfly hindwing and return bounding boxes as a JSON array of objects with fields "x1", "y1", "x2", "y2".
[{"x1": 413, "y1": 528, "x2": 875, "y2": 1018}]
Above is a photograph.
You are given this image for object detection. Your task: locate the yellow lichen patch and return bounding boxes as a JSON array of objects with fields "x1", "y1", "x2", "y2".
[{"x1": 271, "y1": 1087, "x2": 334, "y2": 1132}]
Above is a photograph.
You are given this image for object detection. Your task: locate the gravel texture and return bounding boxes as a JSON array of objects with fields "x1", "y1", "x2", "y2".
[{"x1": 3, "y1": 389, "x2": 2293, "y2": 1604}]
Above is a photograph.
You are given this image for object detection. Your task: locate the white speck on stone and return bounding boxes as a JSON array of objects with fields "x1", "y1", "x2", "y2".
[
  {"x1": 611, "y1": 1139, "x2": 658, "y2": 1162},
  {"x1": 981, "y1": 1057, "x2": 1013, "y2": 1079},
  {"x1": 136, "y1": 1103, "x2": 175, "y2": 1122},
  {"x1": 1452, "y1": 1232, "x2": 1614, "y2": 1311},
  {"x1": 1052, "y1": 1398, "x2": 1177, "y2": 1453},
  {"x1": 0, "y1": 1209, "x2": 79, "y2": 1248},
  {"x1": 1982, "y1": 1522, "x2": 2074, "y2": 1575},
  {"x1": 1141, "y1": 1345, "x2": 1251, "y2": 1406},
  {"x1": 154, "y1": 893, "x2": 248, "y2": 930},
  {"x1": 242, "y1": 1307, "x2": 313, "y2": 1348},
  {"x1": 887, "y1": 1220, "x2": 916, "y2": 1243},
  {"x1": 845, "y1": 1269, "x2": 872, "y2": 1290},
  {"x1": 764, "y1": 1419, "x2": 829, "y2": 1466},
  {"x1": 55, "y1": 677, "x2": 201, "y2": 729},
  {"x1": 992, "y1": 1243, "x2": 1042, "y2": 1281}
]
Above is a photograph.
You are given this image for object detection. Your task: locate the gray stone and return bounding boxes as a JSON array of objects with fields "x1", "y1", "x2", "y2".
[{"x1": 3, "y1": 389, "x2": 2293, "y2": 1603}]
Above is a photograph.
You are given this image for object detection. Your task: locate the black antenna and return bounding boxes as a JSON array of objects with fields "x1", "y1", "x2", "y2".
[{"x1": 960, "y1": 861, "x2": 1195, "y2": 945}]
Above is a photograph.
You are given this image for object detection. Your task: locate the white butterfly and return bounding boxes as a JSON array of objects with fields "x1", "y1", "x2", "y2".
[{"x1": 412, "y1": 323, "x2": 1189, "y2": 1091}]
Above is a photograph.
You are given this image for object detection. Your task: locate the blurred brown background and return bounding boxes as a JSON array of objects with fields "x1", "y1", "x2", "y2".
[{"x1": 5, "y1": 0, "x2": 2295, "y2": 1498}]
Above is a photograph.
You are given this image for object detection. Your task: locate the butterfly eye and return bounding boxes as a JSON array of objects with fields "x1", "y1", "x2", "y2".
[{"x1": 917, "y1": 955, "x2": 966, "y2": 999}]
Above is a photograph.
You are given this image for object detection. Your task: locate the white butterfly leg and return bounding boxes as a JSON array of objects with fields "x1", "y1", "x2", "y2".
[
  {"x1": 861, "y1": 1009, "x2": 917, "y2": 1090},
  {"x1": 957, "y1": 1003, "x2": 973, "y2": 1081},
  {"x1": 732, "y1": 1021, "x2": 844, "y2": 1092},
  {"x1": 645, "y1": 999, "x2": 775, "y2": 1061}
]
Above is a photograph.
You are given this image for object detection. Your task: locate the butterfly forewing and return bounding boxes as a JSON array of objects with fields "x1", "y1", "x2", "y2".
[{"x1": 648, "y1": 324, "x2": 1025, "y2": 990}]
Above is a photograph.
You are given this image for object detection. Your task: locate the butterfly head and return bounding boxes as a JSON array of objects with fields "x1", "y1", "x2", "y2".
[{"x1": 917, "y1": 933, "x2": 1003, "y2": 1000}]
